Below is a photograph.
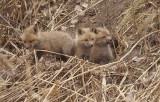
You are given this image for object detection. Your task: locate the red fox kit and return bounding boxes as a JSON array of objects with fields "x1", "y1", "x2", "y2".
[
  {"x1": 90, "y1": 27, "x2": 115, "y2": 64},
  {"x1": 21, "y1": 26, "x2": 74, "y2": 60},
  {"x1": 74, "y1": 28, "x2": 96, "y2": 60}
]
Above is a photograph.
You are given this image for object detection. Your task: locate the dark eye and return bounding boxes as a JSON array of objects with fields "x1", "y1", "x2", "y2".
[
  {"x1": 84, "y1": 39, "x2": 88, "y2": 41},
  {"x1": 24, "y1": 41, "x2": 26, "y2": 43},
  {"x1": 91, "y1": 38, "x2": 94, "y2": 41},
  {"x1": 102, "y1": 36, "x2": 105, "y2": 38},
  {"x1": 29, "y1": 40, "x2": 33, "y2": 43}
]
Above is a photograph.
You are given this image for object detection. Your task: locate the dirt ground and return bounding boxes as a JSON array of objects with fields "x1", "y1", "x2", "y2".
[
  {"x1": 0, "y1": 0, "x2": 131, "y2": 36},
  {"x1": 62, "y1": 0, "x2": 131, "y2": 35}
]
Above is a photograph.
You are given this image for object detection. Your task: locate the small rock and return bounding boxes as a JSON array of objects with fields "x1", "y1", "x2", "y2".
[
  {"x1": 70, "y1": 25, "x2": 75, "y2": 28},
  {"x1": 71, "y1": 18, "x2": 78, "y2": 24},
  {"x1": 81, "y1": 3, "x2": 88, "y2": 8},
  {"x1": 61, "y1": 26, "x2": 67, "y2": 31},
  {"x1": 75, "y1": 5, "x2": 83, "y2": 12}
]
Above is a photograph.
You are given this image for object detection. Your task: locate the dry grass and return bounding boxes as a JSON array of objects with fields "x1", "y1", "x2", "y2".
[{"x1": 0, "y1": 0, "x2": 160, "y2": 102}]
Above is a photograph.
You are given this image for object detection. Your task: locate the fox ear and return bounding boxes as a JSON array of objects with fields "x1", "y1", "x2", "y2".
[
  {"x1": 26, "y1": 25, "x2": 38, "y2": 34},
  {"x1": 31, "y1": 25, "x2": 38, "y2": 34},
  {"x1": 77, "y1": 28, "x2": 84, "y2": 35},
  {"x1": 91, "y1": 28, "x2": 98, "y2": 34},
  {"x1": 33, "y1": 26, "x2": 38, "y2": 34}
]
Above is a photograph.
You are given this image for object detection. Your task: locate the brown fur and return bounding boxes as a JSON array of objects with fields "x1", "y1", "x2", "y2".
[
  {"x1": 90, "y1": 27, "x2": 115, "y2": 64},
  {"x1": 21, "y1": 26, "x2": 74, "y2": 60},
  {"x1": 74, "y1": 28, "x2": 96, "y2": 60}
]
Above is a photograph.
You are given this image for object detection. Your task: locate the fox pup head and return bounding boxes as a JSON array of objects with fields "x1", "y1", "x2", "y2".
[
  {"x1": 92, "y1": 27, "x2": 112, "y2": 45},
  {"x1": 21, "y1": 26, "x2": 39, "y2": 49},
  {"x1": 77, "y1": 28, "x2": 96, "y2": 48}
]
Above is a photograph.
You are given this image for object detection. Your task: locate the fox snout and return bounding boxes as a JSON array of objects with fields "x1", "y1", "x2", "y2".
[
  {"x1": 105, "y1": 36, "x2": 112, "y2": 43},
  {"x1": 89, "y1": 44, "x2": 93, "y2": 47},
  {"x1": 26, "y1": 46, "x2": 31, "y2": 49},
  {"x1": 88, "y1": 41, "x2": 94, "y2": 47},
  {"x1": 85, "y1": 43, "x2": 94, "y2": 48},
  {"x1": 25, "y1": 45, "x2": 32, "y2": 49},
  {"x1": 87, "y1": 44, "x2": 93, "y2": 48},
  {"x1": 108, "y1": 39, "x2": 112, "y2": 43},
  {"x1": 24, "y1": 43, "x2": 33, "y2": 50}
]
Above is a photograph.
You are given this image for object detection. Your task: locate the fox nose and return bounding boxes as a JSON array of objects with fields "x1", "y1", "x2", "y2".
[
  {"x1": 26, "y1": 47, "x2": 30, "y2": 49},
  {"x1": 25, "y1": 45, "x2": 32, "y2": 49},
  {"x1": 109, "y1": 39, "x2": 112, "y2": 42}
]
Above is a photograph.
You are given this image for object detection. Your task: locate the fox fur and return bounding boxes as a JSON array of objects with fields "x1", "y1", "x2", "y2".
[
  {"x1": 74, "y1": 28, "x2": 96, "y2": 60},
  {"x1": 21, "y1": 26, "x2": 74, "y2": 60},
  {"x1": 90, "y1": 27, "x2": 115, "y2": 64}
]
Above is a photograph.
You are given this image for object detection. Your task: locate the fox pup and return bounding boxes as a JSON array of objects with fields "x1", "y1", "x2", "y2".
[
  {"x1": 21, "y1": 26, "x2": 74, "y2": 60},
  {"x1": 74, "y1": 28, "x2": 96, "y2": 60},
  {"x1": 90, "y1": 27, "x2": 115, "y2": 64}
]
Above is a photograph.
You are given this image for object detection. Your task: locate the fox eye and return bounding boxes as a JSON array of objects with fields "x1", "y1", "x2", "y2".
[
  {"x1": 24, "y1": 41, "x2": 26, "y2": 43},
  {"x1": 102, "y1": 36, "x2": 106, "y2": 38},
  {"x1": 84, "y1": 39, "x2": 88, "y2": 41},
  {"x1": 91, "y1": 38, "x2": 94, "y2": 40}
]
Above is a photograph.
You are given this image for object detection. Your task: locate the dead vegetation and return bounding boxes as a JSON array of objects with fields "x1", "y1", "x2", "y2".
[{"x1": 0, "y1": 0, "x2": 160, "y2": 102}]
